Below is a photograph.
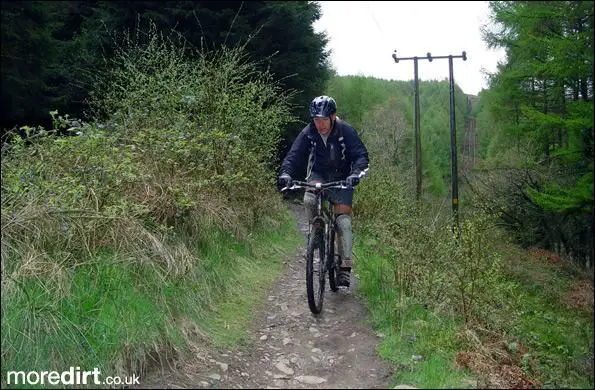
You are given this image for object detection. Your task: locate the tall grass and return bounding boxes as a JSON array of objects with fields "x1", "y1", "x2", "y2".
[
  {"x1": 338, "y1": 83, "x2": 594, "y2": 388},
  {"x1": 1, "y1": 214, "x2": 302, "y2": 388},
  {"x1": 1, "y1": 20, "x2": 301, "y2": 387}
]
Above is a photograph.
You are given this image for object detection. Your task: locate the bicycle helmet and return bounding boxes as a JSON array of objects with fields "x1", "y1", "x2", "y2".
[{"x1": 309, "y1": 95, "x2": 337, "y2": 118}]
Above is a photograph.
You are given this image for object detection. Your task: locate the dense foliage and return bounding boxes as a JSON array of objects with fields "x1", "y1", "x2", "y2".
[
  {"x1": 324, "y1": 8, "x2": 593, "y2": 380},
  {"x1": 1, "y1": 0, "x2": 332, "y2": 154},
  {"x1": 326, "y1": 75, "x2": 468, "y2": 197},
  {"x1": 472, "y1": 0, "x2": 594, "y2": 267},
  {"x1": 1, "y1": 24, "x2": 301, "y2": 379}
]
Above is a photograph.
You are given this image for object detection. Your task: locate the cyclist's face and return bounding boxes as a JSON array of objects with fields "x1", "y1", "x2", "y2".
[{"x1": 313, "y1": 113, "x2": 335, "y2": 135}]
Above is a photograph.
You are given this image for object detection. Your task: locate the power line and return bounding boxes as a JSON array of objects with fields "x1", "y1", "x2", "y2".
[
  {"x1": 365, "y1": 3, "x2": 392, "y2": 49},
  {"x1": 366, "y1": 3, "x2": 384, "y2": 37}
]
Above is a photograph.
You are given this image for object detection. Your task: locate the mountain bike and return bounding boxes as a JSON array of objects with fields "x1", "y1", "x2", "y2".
[{"x1": 281, "y1": 180, "x2": 349, "y2": 314}]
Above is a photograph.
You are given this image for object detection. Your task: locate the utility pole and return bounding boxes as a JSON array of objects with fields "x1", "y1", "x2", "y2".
[
  {"x1": 427, "y1": 51, "x2": 467, "y2": 231},
  {"x1": 392, "y1": 51, "x2": 422, "y2": 202}
]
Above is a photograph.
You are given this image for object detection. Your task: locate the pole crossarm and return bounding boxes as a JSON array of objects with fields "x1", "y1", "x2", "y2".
[{"x1": 392, "y1": 51, "x2": 467, "y2": 63}]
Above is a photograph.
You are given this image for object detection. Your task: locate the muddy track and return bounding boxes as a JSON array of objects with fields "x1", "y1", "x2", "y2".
[{"x1": 140, "y1": 201, "x2": 395, "y2": 389}]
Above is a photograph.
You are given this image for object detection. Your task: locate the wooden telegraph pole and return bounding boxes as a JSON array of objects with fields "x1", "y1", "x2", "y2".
[{"x1": 392, "y1": 51, "x2": 423, "y2": 202}]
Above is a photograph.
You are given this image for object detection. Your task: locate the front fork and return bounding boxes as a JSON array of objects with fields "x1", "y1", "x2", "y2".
[
  {"x1": 309, "y1": 198, "x2": 339, "y2": 270},
  {"x1": 309, "y1": 216, "x2": 325, "y2": 248},
  {"x1": 308, "y1": 217, "x2": 336, "y2": 270}
]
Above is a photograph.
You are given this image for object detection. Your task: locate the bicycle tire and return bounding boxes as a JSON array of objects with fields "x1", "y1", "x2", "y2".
[
  {"x1": 328, "y1": 228, "x2": 338, "y2": 292},
  {"x1": 306, "y1": 228, "x2": 325, "y2": 314}
]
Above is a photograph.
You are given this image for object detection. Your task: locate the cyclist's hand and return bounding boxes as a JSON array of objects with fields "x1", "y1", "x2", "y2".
[
  {"x1": 346, "y1": 174, "x2": 360, "y2": 188},
  {"x1": 278, "y1": 173, "x2": 293, "y2": 189}
]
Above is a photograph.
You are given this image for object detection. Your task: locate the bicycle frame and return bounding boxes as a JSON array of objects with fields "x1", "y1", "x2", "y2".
[
  {"x1": 283, "y1": 180, "x2": 348, "y2": 264},
  {"x1": 318, "y1": 193, "x2": 340, "y2": 277}
]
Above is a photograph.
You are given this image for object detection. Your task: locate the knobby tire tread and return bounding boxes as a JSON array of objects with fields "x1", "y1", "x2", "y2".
[{"x1": 306, "y1": 230, "x2": 325, "y2": 314}]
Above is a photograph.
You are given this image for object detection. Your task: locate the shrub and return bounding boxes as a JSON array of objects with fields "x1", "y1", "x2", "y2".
[{"x1": 1, "y1": 19, "x2": 296, "y2": 378}]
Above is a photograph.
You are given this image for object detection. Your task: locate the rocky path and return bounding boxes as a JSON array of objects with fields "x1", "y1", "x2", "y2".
[{"x1": 140, "y1": 201, "x2": 395, "y2": 389}]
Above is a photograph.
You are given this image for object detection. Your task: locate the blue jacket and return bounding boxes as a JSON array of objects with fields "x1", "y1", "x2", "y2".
[{"x1": 280, "y1": 118, "x2": 369, "y2": 181}]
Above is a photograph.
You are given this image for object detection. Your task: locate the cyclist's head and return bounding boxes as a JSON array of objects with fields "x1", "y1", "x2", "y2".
[
  {"x1": 309, "y1": 95, "x2": 337, "y2": 135},
  {"x1": 309, "y1": 95, "x2": 337, "y2": 118}
]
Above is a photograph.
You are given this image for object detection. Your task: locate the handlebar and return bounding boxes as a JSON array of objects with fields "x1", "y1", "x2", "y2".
[{"x1": 281, "y1": 180, "x2": 350, "y2": 192}]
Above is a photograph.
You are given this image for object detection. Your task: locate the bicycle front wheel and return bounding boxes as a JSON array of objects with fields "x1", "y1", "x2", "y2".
[{"x1": 306, "y1": 229, "x2": 325, "y2": 314}]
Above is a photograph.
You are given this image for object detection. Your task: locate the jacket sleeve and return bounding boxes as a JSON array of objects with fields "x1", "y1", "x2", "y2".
[
  {"x1": 345, "y1": 125, "x2": 369, "y2": 176},
  {"x1": 280, "y1": 127, "x2": 310, "y2": 177}
]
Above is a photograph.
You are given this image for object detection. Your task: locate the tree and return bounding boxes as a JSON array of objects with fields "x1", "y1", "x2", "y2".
[
  {"x1": 475, "y1": 0, "x2": 594, "y2": 267},
  {"x1": 1, "y1": 1, "x2": 64, "y2": 131},
  {"x1": 1, "y1": 0, "x2": 333, "y2": 152}
]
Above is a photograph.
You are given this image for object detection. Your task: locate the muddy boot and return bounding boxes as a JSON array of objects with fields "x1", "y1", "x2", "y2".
[{"x1": 338, "y1": 258, "x2": 353, "y2": 287}]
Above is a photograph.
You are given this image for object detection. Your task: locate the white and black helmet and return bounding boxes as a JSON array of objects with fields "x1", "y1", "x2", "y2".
[{"x1": 309, "y1": 95, "x2": 337, "y2": 118}]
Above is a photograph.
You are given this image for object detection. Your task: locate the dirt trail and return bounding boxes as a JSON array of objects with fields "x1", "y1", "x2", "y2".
[{"x1": 140, "y1": 201, "x2": 395, "y2": 389}]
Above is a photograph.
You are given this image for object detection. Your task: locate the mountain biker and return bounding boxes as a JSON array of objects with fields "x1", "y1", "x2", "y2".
[{"x1": 278, "y1": 95, "x2": 369, "y2": 288}]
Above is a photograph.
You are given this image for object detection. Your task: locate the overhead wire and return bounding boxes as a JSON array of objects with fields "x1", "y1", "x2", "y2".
[{"x1": 365, "y1": 3, "x2": 394, "y2": 52}]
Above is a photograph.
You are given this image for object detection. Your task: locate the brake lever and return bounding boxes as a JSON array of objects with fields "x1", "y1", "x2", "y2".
[{"x1": 281, "y1": 184, "x2": 300, "y2": 192}]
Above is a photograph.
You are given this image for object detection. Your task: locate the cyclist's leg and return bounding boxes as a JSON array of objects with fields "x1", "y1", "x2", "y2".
[
  {"x1": 330, "y1": 188, "x2": 354, "y2": 286},
  {"x1": 303, "y1": 172, "x2": 324, "y2": 222},
  {"x1": 335, "y1": 205, "x2": 353, "y2": 267}
]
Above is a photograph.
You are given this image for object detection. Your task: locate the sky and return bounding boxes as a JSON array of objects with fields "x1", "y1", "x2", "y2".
[{"x1": 312, "y1": 1, "x2": 507, "y2": 96}]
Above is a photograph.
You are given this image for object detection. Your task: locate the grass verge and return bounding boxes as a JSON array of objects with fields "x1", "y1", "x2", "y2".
[
  {"x1": 354, "y1": 231, "x2": 473, "y2": 389},
  {"x1": 496, "y1": 245, "x2": 594, "y2": 388},
  {"x1": 1, "y1": 206, "x2": 303, "y2": 389},
  {"x1": 354, "y1": 231, "x2": 594, "y2": 389},
  {"x1": 191, "y1": 210, "x2": 304, "y2": 349}
]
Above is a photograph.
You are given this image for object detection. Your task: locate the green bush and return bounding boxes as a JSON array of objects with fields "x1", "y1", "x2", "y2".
[
  {"x1": 357, "y1": 174, "x2": 503, "y2": 324},
  {"x1": 352, "y1": 87, "x2": 504, "y2": 326},
  {"x1": 1, "y1": 20, "x2": 297, "y2": 384},
  {"x1": 2, "y1": 21, "x2": 295, "y2": 257}
]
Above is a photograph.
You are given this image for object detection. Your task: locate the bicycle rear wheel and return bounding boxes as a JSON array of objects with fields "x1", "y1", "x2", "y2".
[
  {"x1": 306, "y1": 228, "x2": 325, "y2": 314},
  {"x1": 328, "y1": 228, "x2": 338, "y2": 292}
]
